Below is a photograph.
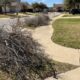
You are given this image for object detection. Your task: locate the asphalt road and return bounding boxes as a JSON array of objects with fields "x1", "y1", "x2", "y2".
[{"x1": 0, "y1": 12, "x2": 61, "y2": 27}]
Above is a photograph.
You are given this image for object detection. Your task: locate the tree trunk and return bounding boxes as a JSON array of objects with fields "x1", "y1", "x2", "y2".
[{"x1": 4, "y1": 3, "x2": 7, "y2": 14}]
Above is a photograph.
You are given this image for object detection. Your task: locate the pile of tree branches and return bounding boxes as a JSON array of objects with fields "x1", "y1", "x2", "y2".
[
  {"x1": 0, "y1": 27, "x2": 56, "y2": 80},
  {"x1": 25, "y1": 14, "x2": 50, "y2": 27}
]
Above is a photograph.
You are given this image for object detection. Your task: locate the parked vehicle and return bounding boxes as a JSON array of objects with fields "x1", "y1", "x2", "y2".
[{"x1": 69, "y1": 9, "x2": 80, "y2": 15}]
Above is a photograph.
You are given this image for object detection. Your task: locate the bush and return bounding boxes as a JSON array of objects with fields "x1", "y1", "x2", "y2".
[
  {"x1": 0, "y1": 27, "x2": 56, "y2": 80},
  {"x1": 24, "y1": 14, "x2": 50, "y2": 27},
  {"x1": 0, "y1": 24, "x2": 77, "y2": 80}
]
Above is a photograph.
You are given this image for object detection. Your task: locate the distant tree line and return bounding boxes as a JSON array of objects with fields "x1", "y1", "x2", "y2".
[
  {"x1": 64, "y1": 0, "x2": 80, "y2": 10},
  {"x1": 0, "y1": 0, "x2": 48, "y2": 13},
  {"x1": 21, "y1": 2, "x2": 48, "y2": 12}
]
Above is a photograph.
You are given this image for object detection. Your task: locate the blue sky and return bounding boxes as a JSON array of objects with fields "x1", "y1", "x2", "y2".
[{"x1": 21, "y1": 0, "x2": 63, "y2": 7}]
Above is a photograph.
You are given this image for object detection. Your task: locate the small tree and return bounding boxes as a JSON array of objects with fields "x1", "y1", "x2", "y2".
[
  {"x1": 21, "y1": 2, "x2": 29, "y2": 12},
  {"x1": 64, "y1": 0, "x2": 80, "y2": 10},
  {"x1": 32, "y1": 2, "x2": 48, "y2": 12},
  {"x1": 32, "y1": 2, "x2": 40, "y2": 12},
  {"x1": 39, "y1": 3, "x2": 48, "y2": 9}
]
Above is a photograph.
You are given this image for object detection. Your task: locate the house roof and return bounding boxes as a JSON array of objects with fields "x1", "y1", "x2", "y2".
[{"x1": 54, "y1": 4, "x2": 64, "y2": 8}]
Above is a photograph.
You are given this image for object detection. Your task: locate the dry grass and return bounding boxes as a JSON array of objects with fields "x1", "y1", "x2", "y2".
[
  {"x1": 52, "y1": 18, "x2": 80, "y2": 49},
  {"x1": 0, "y1": 13, "x2": 27, "y2": 18},
  {"x1": 0, "y1": 14, "x2": 10, "y2": 18},
  {"x1": 63, "y1": 14, "x2": 80, "y2": 17},
  {"x1": 0, "y1": 71, "x2": 11, "y2": 80},
  {"x1": 26, "y1": 12, "x2": 39, "y2": 16}
]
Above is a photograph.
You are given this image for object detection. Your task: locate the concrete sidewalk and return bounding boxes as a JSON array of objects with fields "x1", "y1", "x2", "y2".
[
  {"x1": 58, "y1": 67, "x2": 80, "y2": 80},
  {"x1": 32, "y1": 14, "x2": 80, "y2": 65},
  {"x1": 33, "y1": 13, "x2": 80, "y2": 80}
]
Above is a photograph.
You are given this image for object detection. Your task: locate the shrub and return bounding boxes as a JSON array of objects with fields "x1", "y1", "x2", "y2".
[
  {"x1": 0, "y1": 27, "x2": 56, "y2": 80},
  {"x1": 0, "y1": 23, "x2": 77, "y2": 80},
  {"x1": 24, "y1": 14, "x2": 50, "y2": 27},
  {"x1": 37, "y1": 14, "x2": 50, "y2": 26}
]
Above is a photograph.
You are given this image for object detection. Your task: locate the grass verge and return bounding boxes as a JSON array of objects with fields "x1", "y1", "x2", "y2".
[
  {"x1": 52, "y1": 18, "x2": 80, "y2": 49},
  {"x1": 63, "y1": 14, "x2": 80, "y2": 17},
  {"x1": 0, "y1": 14, "x2": 10, "y2": 18},
  {"x1": 0, "y1": 13, "x2": 27, "y2": 18}
]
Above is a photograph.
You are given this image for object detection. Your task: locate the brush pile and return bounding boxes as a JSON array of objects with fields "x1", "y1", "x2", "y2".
[
  {"x1": 0, "y1": 27, "x2": 55, "y2": 80},
  {"x1": 25, "y1": 14, "x2": 50, "y2": 27}
]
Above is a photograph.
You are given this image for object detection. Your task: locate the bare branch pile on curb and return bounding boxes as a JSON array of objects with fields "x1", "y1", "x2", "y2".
[{"x1": 0, "y1": 27, "x2": 55, "y2": 80}]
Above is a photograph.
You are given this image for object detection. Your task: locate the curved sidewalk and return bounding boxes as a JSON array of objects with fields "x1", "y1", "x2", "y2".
[{"x1": 32, "y1": 14, "x2": 80, "y2": 66}]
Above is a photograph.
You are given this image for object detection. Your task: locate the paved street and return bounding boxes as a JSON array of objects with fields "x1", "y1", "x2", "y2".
[
  {"x1": 0, "y1": 17, "x2": 25, "y2": 27},
  {"x1": 0, "y1": 12, "x2": 61, "y2": 27}
]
